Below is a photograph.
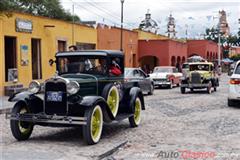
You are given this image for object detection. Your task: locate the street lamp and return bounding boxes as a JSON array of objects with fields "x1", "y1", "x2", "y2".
[
  {"x1": 217, "y1": 30, "x2": 221, "y2": 66},
  {"x1": 120, "y1": 0, "x2": 124, "y2": 51}
]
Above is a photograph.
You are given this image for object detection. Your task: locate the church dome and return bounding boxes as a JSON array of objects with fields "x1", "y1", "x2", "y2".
[{"x1": 139, "y1": 12, "x2": 158, "y2": 33}]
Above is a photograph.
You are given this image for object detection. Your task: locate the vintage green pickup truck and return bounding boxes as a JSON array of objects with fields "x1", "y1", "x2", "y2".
[{"x1": 7, "y1": 50, "x2": 145, "y2": 145}]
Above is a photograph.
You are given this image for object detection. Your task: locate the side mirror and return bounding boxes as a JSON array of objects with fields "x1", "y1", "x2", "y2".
[
  {"x1": 147, "y1": 74, "x2": 150, "y2": 77},
  {"x1": 49, "y1": 59, "x2": 55, "y2": 66}
]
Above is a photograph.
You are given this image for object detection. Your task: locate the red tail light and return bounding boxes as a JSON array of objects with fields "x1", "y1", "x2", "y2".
[{"x1": 229, "y1": 78, "x2": 240, "y2": 85}]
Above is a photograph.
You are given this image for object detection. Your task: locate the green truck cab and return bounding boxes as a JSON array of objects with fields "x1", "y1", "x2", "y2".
[
  {"x1": 180, "y1": 62, "x2": 219, "y2": 94},
  {"x1": 7, "y1": 50, "x2": 145, "y2": 145}
]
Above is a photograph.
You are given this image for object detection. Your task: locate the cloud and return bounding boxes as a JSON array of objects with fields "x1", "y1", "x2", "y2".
[{"x1": 61, "y1": 0, "x2": 240, "y2": 38}]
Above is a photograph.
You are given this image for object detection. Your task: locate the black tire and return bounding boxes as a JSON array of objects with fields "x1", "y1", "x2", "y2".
[
  {"x1": 82, "y1": 104, "x2": 103, "y2": 145},
  {"x1": 129, "y1": 97, "x2": 142, "y2": 127},
  {"x1": 228, "y1": 99, "x2": 237, "y2": 107},
  {"x1": 180, "y1": 87, "x2": 186, "y2": 94},
  {"x1": 169, "y1": 81, "x2": 173, "y2": 89},
  {"x1": 207, "y1": 82, "x2": 212, "y2": 94},
  {"x1": 177, "y1": 83, "x2": 180, "y2": 87},
  {"x1": 214, "y1": 87, "x2": 217, "y2": 92},
  {"x1": 102, "y1": 84, "x2": 119, "y2": 118},
  {"x1": 10, "y1": 102, "x2": 34, "y2": 141},
  {"x1": 148, "y1": 84, "x2": 154, "y2": 95}
]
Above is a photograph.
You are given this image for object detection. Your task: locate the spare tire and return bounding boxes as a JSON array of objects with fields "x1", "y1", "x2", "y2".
[{"x1": 102, "y1": 84, "x2": 120, "y2": 118}]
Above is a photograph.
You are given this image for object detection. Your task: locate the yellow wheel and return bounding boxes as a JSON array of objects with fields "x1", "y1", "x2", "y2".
[
  {"x1": 129, "y1": 97, "x2": 142, "y2": 127},
  {"x1": 102, "y1": 84, "x2": 119, "y2": 118},
  {"x1": 10, "y1": 103, "x2": 33, "y2": 141},
  {"x1": 83, "y1": 104, "x2": 103, "y2": 145}
]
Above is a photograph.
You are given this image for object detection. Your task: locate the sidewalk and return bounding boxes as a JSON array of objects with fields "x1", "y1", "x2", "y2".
[{"x1": 0, "y1": 96, "x2": 14, "y2": 114}]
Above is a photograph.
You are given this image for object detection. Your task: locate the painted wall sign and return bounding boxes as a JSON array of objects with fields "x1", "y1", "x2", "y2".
[
  {"x1": 20, "y1": 45, "x2": 29, "y2": 66},
  {"x1": 16, "y1": 18, "x2": 33, "y2": 33}
]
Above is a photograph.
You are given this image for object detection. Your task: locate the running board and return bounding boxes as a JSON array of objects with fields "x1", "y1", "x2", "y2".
[{"x1": 115, "y1": 113, "x2": 133, "y2": 121}]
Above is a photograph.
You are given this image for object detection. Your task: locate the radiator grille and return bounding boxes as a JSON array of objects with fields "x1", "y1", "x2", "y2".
[
  {"x1": 44, "y1": 81, "x2": 67, "y2": 115},
  {"x1": 191, "y1": 72, "x2": 201, "y2": 84}
]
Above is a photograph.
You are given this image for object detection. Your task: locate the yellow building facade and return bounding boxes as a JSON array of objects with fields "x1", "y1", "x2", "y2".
[
  {"x1": 0, "y1": 12, "x2": 97, "y2": 95},
  {"x1": 134, "y1": 29, "x2": 169, "y2": 40}
]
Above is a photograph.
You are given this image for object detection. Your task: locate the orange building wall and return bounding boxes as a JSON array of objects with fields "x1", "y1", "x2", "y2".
[
  {"x1": 97, "y1": 25, "x2": 139, "y2": 67},
  {"x1": 187, "y1": 40, "x2": 219, "y2": 61},
  {"x1": 138, "y1": 40, "x2": 187, "y2": 65},
  {"x1": 168, "y1": 40, "x2": 188, "y2": 65}
]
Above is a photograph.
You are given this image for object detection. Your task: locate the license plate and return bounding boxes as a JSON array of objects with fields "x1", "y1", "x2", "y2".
[{"x1": 46, "y1": 91, "x2": 63, "y2": 102}]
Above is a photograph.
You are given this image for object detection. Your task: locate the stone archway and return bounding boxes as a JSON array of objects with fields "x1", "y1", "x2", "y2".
[
  {"x1": 176, "y1": 56, "x2": 181, "y2": 71},
  {"x1": 207, "y1": 51, "x2": 210, "y2": 61},
  {"x1": 181, "y1": 56, "x2": 186, "y2": 64},
  {"x1": 139, "y1": 56, "x2": 159, "y2": 73},
  {"x1": 171, "y1": 56, "x2": 176, "y2": 66},
  {"x1": 188, "y1": 53, "x2": 199, "y2": 57}
]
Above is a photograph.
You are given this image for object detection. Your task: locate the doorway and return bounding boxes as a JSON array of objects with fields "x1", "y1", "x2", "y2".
[
  {"x1": 4, "y1": 36, "x2": 17, "y2": 82},
  {"x1": 132, "y1": 54, "x2": 136, "y2": 67},
  {"x1": 31, "y1": 39, "x2": 42, "y2": 79},
  {"x1": 58, "y1": 40, "x2": 67, "y2": 52}
]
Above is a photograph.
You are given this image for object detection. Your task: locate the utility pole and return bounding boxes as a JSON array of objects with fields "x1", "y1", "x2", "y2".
[
  {"x1": 217, "y1": 11, "x2": 221, "y2": 69},
  {"x1": 185, "y1": 24, "x2": 188, "y2": 41},
  {"x1": 218, "y1": 28, "x2": 221, "y2": 66},
  {"x1": 238, "y1": 18, "x2": 240, "y2": 38},
  {"x1": 72, "y1": 4, "x2": 75, "y2": 45},
  {"x1": 120, "y1": 0, "x2": 124, "y2": 51}
]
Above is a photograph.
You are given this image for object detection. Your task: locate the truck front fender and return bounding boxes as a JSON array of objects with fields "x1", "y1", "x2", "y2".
[
  {"x1": 8, "y1": 91, "x2": 33, "y2": 102},
  {"x1": 79, "y1": 96, "x2": 114, "y2": 122},
  {"x1": 8, "y1": 91, "x2": 43, "y2": 113}
]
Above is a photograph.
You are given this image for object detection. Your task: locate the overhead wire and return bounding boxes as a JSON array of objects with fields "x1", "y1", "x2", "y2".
[{"x1": 68, "y1": 0, "x2": 137, "y2": 29}]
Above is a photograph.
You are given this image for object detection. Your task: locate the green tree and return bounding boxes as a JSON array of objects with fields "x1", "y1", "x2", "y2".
[
  {"x1": 0, "y1": 0, "x2": 80, "y2": 22},
  {"x1": 204, "y1": 27, "x2": 240, "y2": 58}
]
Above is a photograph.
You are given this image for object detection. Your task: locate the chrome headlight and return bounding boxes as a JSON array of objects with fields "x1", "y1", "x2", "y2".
[
  {"x1": 28, "y1": 80, "x2": 41, "y2": 94},
  {"x1": 67, "y1": 81, "x2": 80, "y2": 95}
]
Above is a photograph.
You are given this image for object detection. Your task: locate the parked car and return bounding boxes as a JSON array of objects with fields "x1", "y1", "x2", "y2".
[
  {"x1": 149, "y1": 66, "x2": 182, "y2": 88},
  {"x1": 228, "y1": 60, "x2": 240, "y2": 106},
  {"x1": 6, "y1": 50, "x2": 145, "y2": 145},
  {"x1": 125, "y1": 68, "x2": 154, "y2": 95},
  {"x1": 180, "y1": 62, "x2": 219, "y2": 94}
]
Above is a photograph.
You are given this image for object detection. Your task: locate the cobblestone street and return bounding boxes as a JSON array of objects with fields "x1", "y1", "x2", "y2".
[{"x1": 1, "y1": 74, "x2": 240, "y2": 160}]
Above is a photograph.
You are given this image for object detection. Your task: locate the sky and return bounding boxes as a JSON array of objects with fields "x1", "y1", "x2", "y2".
[{"x1": 60, "y1": 0, "x2": 240, "y2": 38}]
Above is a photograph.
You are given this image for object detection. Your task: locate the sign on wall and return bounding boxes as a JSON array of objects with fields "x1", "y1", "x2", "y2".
[
  {"x1": 8, "y1": 68, "x2": 18, "y2": 82},
  {"x1": 16, "y1": 18, "x2": 33, "y2": 33},
  {"x1": 20, "y1": 45, "x2": 29, "y2": 66}
]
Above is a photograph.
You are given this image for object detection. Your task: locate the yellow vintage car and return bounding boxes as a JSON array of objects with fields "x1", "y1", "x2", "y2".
[{"x1": 180, "y1": 62, "x2": 219, "y2": 94}]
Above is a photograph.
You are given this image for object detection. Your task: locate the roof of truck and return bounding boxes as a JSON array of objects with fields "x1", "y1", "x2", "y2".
[
  {"x1": 188, "y1": 62, "x2": 214, "y2": 65},
  {"x1": 56, "y1": 50, "x2": 124, "y2": 57}
]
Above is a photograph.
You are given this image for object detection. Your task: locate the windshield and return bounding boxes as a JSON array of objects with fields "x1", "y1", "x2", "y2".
[
  {"x1": 182, "y1": 64, "x2": 189, "y2": 69},
  {"x1": 189, "y1": 64, "x2": 210, "y2": 71},
  {"x1": 153, "y1": 67, "x2": 173, "y2": 73},
  {"x1": 235, "y1": 64, "x2": 240, "y2": 74},
  {"x1": 57, "y1": 56, "x2": 107, "y2": 75}
]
